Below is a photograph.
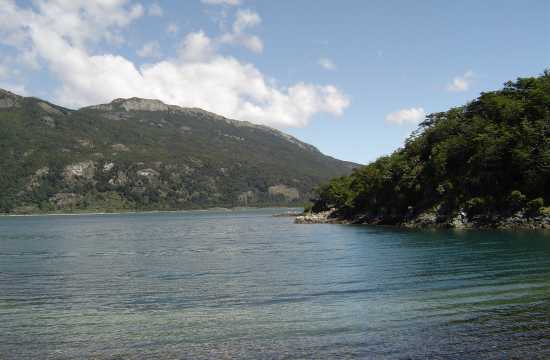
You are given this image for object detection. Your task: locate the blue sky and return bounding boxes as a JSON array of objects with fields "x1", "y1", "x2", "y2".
[{"x1": 0, "y1": 0, "x2": 548, "y2": 164}]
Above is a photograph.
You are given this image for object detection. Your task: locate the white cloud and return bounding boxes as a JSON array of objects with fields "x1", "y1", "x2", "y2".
[
  {"x1": 137, "y1": 41, "x2": 161, "y2": 58},
  {"x1": 219, "y1": 9, "x2": 263, "y2": 53},
  {"x1": 148, "y1": 3, "x2": 163, "y2": 17},
  {"x1": 201, "y1": 0, "x2": 241, "y2": 5},
  {"x1": 233, "y1": 9, "x2": 260, "y2": 33},
  {"x1": 385, "y1": 107, "x2": 426, "y2": 125},
  {"x1": 179, "y1": 31, "x2": 215, "y2": 61},
  {"x1": 318, "y1": 58, "x2": 336, "y2": 71},
  {"x1": 0, "y1": 1, "x2": 350, "y2": 129},
  {"x1": 220, "y1": 32, "x2": 263, "y2": 53},
  {"x1": 166, "y1": 23, "x2": 179, "y2": 35},
  {"x1": 0, "y1": 0, "x2": 144, "y2": 49},
  {"x1": 447, "y1": 70, "x2": 474, "y2": 92}
]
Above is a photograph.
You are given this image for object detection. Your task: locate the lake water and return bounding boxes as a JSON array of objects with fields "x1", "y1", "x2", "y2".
[{"x1": 0, "y1": 209, "x2": 549, "y2": 359}]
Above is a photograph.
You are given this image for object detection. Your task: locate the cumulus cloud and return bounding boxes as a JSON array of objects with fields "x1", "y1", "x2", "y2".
[
  {"x1": 137, "y1": 41, "x2": 162, "y2": 58},
  {"x1": 318, "y1": 58, "x2": 336, "y2": 71},
  {"x1": 219, "y1": 9, "x2": 263, "y2": 53},
  {"x1": 148, "y1": 3, "x2": 163, "y2": 17},
  {"x1": 202, "y1": 0, "x2": 241, "y2": 5},
  {"x1": 385, "y1": 107, "x2": 426, "y2": 125},
  {"x1": 447, "y1": 70, "x2": 474, "y2": 92},
  {"x1": 0, "y1": 0, "x2": 144, "y2": 49},
  {"x1": 179, "y1": 31, "x2": 215, "y2": 61},
  {"x1": 0, "y1": 0, "x2": 350, "y2": 129}
]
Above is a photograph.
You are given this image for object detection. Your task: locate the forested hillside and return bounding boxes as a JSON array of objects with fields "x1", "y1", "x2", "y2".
[
  {"x1": 309, "y1": 72, "x2": 550, "y2": 228},
  {"x1": 0, "y1": 90, "x2": 355, "y2": 214}
]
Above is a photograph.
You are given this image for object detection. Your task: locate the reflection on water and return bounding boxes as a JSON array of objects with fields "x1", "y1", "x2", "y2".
[{"x1": 1, "y1": 209, "x2": 549, "y2": 359}]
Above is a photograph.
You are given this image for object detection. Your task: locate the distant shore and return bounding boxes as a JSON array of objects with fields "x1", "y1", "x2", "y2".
[{"x1": 0, "y1": 206, "x2": 303, "y2": 218}]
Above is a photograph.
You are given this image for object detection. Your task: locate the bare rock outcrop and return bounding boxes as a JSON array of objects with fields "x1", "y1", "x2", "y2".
[
  {"x1": 295, "y1": 209, "x2": 340, "y2": 224},
  {"x1": 64, "y1": 161, "x2": 96, "y2": 182},
  {"x1": 0, "y1": 89, "x2": 21, "y2": 108},
  {"x1": 268, "y1": 184, "x2": 300, "y2": 201}
]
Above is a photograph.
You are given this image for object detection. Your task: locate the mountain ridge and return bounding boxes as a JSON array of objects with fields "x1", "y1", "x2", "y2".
[
  {"x1": 82, "y1": 97, "x2": 325, "y2": 155},
  {"x1": 0, "y1": 89, "x2": 357, "y2": 214}
]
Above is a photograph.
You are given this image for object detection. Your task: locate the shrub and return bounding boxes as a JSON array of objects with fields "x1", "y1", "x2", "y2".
[
  {"x1": 526, "y1": 198, "x2": 544, "y2": 216},
  {"x1": 465, "y1": 197, "x2": 487, "y2": 216},
  {"x1": 508, "y1": 190, "x2": 526, "y2": 212}
]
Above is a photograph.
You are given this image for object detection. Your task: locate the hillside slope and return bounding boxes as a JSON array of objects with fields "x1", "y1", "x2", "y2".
[
  {"x1": 0, "y1": 90, "x2": 356, "y2": 213},
  {"x1": 306, "y1": 72, "x2": 550, "y2": 229}
]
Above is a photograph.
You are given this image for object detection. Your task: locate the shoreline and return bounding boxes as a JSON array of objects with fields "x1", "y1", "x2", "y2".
[
  {"x1": 0, "y1": 206, "x2": 303, "y2": 218},
  {"x1": 295, "y1": 210, "x2": 550, "y2": 230}
]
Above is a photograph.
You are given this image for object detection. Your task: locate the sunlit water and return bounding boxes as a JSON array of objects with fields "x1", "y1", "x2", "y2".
[{"x1": 0, "y1": 209, "x2": 549, "y2": 359}]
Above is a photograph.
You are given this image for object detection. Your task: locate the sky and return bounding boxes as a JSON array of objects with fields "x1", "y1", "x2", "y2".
[{"x1": 0, "y1": 0, "x2": 548, "y2": 164}]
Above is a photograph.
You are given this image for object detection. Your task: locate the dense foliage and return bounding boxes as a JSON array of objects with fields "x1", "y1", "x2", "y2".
[
  {"x1": 311, "y1": 72, "x2": 550, "y2": 224},
  {"x1": 0, "y1": 92, "x2": 355, "y2": 213}
]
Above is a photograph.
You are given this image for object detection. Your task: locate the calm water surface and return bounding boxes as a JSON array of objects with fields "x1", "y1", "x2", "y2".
[{"x1": 0, "y1": 209, "x2": 549, "y2": 359}]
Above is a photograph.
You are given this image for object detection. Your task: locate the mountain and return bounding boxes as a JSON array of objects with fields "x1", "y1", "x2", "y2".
[
  {"x1": 0, "y1": 89, "x2": 356, "y2": 214},
  {"x1": 304, "y1": 71, "x2": 550, "y2": 229}
]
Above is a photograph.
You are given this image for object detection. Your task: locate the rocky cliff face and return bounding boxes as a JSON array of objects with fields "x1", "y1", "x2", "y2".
[{"x1": 0, "y1": 90, "x2": 357, "y2": 213}]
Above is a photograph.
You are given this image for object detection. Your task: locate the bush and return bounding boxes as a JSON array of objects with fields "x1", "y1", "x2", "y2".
[
  {"x1": 526, "y1": 198, "x2": 544, "y2": 216},
  {"x1": 508, "y1": 190, "x2": 526, "y2": 212},
  {"x1": 465, "y1": 197, "x2": 487, "y2": 216}
]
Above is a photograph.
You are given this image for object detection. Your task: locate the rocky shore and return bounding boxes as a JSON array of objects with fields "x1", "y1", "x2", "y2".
[
  {"x1": 295, "y1": 209, "x2": 550, "y2": 230},
  {"x1": 295, "y1": 209, "x2": 348, "y2": 224}
]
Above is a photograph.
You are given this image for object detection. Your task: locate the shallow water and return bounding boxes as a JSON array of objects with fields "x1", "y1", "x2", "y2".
[{"x1": 1, "y1": 209, "x2": 549, "y2": 359}]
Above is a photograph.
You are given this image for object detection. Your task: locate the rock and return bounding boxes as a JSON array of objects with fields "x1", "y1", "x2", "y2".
[
  {"x1": 77, "y1": 139, "x2": 93, "y2": 148},
  {"x1": 268, "y1": 184, "x2": 300, "y2": 201},
  {"x1": 443, "y1": 209, "x2": 469, "y2": 228},
  {"x1": 49, "y1": 193, "x2": 82, "y2": 208},
  {"x1": 137, "y1": 168, "x2": 159, "y2": 178},
  {"x1": 108, "y1": 171, "x2": 128, "y2": 186},
  {"x1": 103, "y1": 162, "x2": 115, "y2": 172},
  {"x1": 35, "y1": 167, "x2": 50, "y2": 177},
  {"x1": 64, "y1": 161, "x2": 95, "y2": 182},
  {"x1": 111, "y1": 143, "x2": 130, "y2": 152},
  {"x1": 402, "y1": 209, "x2": 438, "y2": 228},
  {"x1": 0, "y1": 89, "x2": 20, "y2": 108},
  {"x1": 273, "y1": 211, "x2": 302, "y2": 217},
  {"x1": 41, "y1": 116, "x2": 56, "y2": 128},
  {"x1": 119, "y1": 98, "x2": 171, "y2": 112},
  {"x1": 295, "y1": 209, "x2": 338, "y2": 224},
  {"x1": 179, "y1": 126, "x2": 192, "y2": 134},
  {"x1": 0, "y1": 97, "x2": 17, "y2": 108},
  {"x1": 85, "y1": 98, "x2": 179, "y2": 112},
  {"x1": 222, "y1": 133, "x2": 244, "y2": 141}
]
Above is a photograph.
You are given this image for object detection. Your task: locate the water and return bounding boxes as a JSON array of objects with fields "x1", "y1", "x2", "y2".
[{"x1": 0, "y1": 209, "x2": 549, "y2": 359}]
